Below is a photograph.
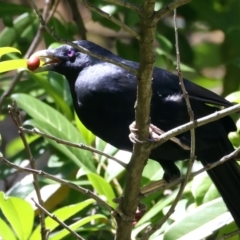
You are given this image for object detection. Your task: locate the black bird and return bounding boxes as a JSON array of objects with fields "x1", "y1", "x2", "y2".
[{"x1": 31, "y1": 40, "x2": 240, "y2": 227}]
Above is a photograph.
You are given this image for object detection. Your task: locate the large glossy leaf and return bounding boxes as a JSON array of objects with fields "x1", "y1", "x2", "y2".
[
  {"x1": 0, "y1": 59, "x2": 27, "y2": 73},
  {"x1": 0, "y1": 3, "x2": 30, "y2": 17},
  {"x1": 30, "y1": 199, "x2": 95, "y2": 240},
  {"x1": 0, "y1": 192, "x2": 34, "y2": 240},
  {"x1": 0, "y1": 47, "x2": 21, "y2": 57},
  {"x1": 11, "y1": 93, "x2": 95, "y2": 172},
  {"x1": 163, "y1": 198, "x2": 231, "y2": 240},
  {"x1": 0, "y1": 218, "x2": 17, "y2": 240}
]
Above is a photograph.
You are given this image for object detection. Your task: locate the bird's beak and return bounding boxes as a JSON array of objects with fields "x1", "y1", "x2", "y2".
[{"x1": 29, "y1": 50, "x2": 61, "y2": 72}]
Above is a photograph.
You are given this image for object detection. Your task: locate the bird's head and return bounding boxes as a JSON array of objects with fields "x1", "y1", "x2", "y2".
[
  {"x1": 30, "y1": 41, "x2": 93, "y2": 78},
  {"x1": 29, "y1": 40, "x2": 114, "y2": 79}
]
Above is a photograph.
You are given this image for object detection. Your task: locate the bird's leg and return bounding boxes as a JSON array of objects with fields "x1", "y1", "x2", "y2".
[
  {"x1": 112, "y1": 197, "x2": 135, "y2": 222},
  {"x1": 112, "y1": 197, "x2": 147, "y2": 224},
  {"x1": 129, "y1": 121, "x2": 190, "y2": 150}
]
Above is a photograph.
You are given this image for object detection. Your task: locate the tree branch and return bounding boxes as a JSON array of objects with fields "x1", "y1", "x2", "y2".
[
  {"x1": 68, "y1": 0, "x2": 87, "y2": 40},
  {"x1": 0, "y1": 155, "x2": 113, "y2": 213},
  {"x1": 114, "y1": 1, "x2": 157, "y2": 239},
  {"x1": 32, "y1": 198, "x2": 85, "y2": 240},
  {"x1": 104, "y1": 0, "x2": 140, "y2": 13},
  {"x1": 78, "y1": 0, "x2": 140, "y2": 40},
  {"x1": 8, "y1": 102, "x2": 47, "y2": 240},
  {"x1": 140, "y1": 145, "x2": 240, "y2": 197},
  {"x1": 153, "y1": 0, "x2": 191, "y2": 23},
  {"x1": 150, "y1": 104, "x2": 240, "y2": 150},
  {"x1": 21, "y1": 127, "x2": 127, "y2": 168}
]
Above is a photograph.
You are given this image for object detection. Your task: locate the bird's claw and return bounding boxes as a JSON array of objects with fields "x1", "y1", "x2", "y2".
[{"x1": 129, "y1": 121, "x2": 147, "y2": 144}]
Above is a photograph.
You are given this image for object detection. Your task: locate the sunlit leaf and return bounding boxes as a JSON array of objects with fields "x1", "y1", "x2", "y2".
[
  {"x1": 163, "y1": 198, "x2": 231, "y2": 240},
  {"x1": 0, "y1": 192, "x2": 34, "y2": 240},
  {"x1": 87, "y1": 173, "x2": 116, "y2": 208},
  {"x1": 0, "y1": 59, "x2": 27, "y2": 73}
]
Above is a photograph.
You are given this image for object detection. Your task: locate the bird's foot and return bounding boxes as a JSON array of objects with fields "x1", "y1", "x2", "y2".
[
  {"x1": 129, "y1": 122, "x2": 190, "y2": 150},
  {"x1": 148, "y1": 124, "x2": 190, "y2": 150},
  {"x1": 129, "y1": 121, "x2": 148, "y2": 144}
]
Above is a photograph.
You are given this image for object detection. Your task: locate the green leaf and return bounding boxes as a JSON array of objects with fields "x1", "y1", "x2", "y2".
[
  {"x1": 0, "y1": 3, "x2": 30, "y2": 17},
  {"x1": 11, "y1": 93, "x2": 95, "y2": 172},
  {"x1": 29, "y1": 73, "x2": 73, "y2": 120},
  {"x1": 74, "y1": 112, "x2": 95, "y2": 145},
  {"x1": 191, "y1": 172, "x2": 215, "y2": 204},
  {"x1": 163, "y1": 198, "x2": 230, "y2": 240},
  {"x1": 87, "y1": 173, "x2": 116, "y2": 208},
  {"x1": 30, "y1": 199, "x2": 95, "y2": 240},
  {"x1": 50, "y1": 214, "x2": 107, "y2": 240},
  {"x1": 0, "y1": 192, "x2": 34, "y2": 240},
  {"x1": 226, "y1": 91, "x2": 240, "y2": 103},
  {"x1": 0, "y1": 59, "x2": 27, "y2": 73},
  {"x1": 0, "y1": 47, "x2": 21, "y2": 57},
  {"x1": 27, "y1": 119, "x2": 94, "y2": 171},
  {"x1": 0, "y1": 218, "x2": 17, "y2": 240}
]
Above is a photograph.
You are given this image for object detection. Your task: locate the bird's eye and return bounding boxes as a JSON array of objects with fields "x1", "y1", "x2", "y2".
[{"x1": 67, "y1": 49, "x2": 75, "y2": 58}]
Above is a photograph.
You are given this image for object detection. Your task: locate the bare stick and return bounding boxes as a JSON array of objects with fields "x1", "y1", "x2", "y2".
[
  {"x1": 0, "y1": 155, "x2": 113, "y2": 213},
  {"x1": 153, "y1": 0, "x2": 191, "y2": 23},
  {"x1": 217, "y1": 228, "x2": 240, "y2": 240},
  {"x1": 104, "y1": 0, "x2": 140, "y2": 12},
  {"x1": 68, "y1": 0, "x2": 87, "y2": 40},
  {"x1": 21, "y1": 127, "x2": 127, "y2": 168},
  {"x1": 150, "y1": 103, "x2": 240, "y2": 150},
  {"x1": 32, "y1": 198, "x2": 85, "y2": 240},
  {"x1": 79, "y1": 0, "x2": 140, "y2": 40},
  {"x1": 8, "y1": 103, "x2": 47, "y2": 240},
  {"x1": 140, "y1": 146, "x2": 240, "y2": 197}
]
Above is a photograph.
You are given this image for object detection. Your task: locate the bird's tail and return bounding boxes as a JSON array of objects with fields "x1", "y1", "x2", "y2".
[{"x1": 200, "y1": 157, "x2": 240, "y2": 227}]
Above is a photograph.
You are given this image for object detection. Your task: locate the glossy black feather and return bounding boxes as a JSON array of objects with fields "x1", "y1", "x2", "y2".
[{"x1": 42, "y1": 40, "x2": 240, "y2": 227}]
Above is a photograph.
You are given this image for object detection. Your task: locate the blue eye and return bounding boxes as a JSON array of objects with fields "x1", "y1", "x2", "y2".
[{"x1": 67, "y1": 49, "x2": 75, "y2": 58}]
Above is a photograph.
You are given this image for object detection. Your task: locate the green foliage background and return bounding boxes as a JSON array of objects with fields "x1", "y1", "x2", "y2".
[{"x1": 0, "y1": 1, "x2": 240, "y2": 239}]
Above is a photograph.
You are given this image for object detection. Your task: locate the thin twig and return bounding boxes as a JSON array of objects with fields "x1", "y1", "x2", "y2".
[
  {"x1": 140, "y1": 10, "x2": 196, "y2": 238},
  {"x1": 32, "y1": 198, "x2": 85, "y2": 240},
  {"x1": 153, "y1": 0, "x2": 191, "y2": 23},
  {"x1": 8, "y1": 103, "x2": 47, "y2": 240},
  {"x1": 217, "y1": 228, "x2": 240, "y2": 240},
  {"x1": 29, "y1": 0, "x2": 138, "y2": 74},
  {"x1": 0, "y1": 155, "x2": 113, "y2": 213},
  {"x1": 79, "y1": 0, "x2": 140, "y2": 40},
  {"x1": 104, "y1": 0, "x2": 140, "y2": 12},
  {"x1": 21, "y1": 127, "x2": 127, "y2": 168},
  {"x1": 68, "y1": 0, "x2": 87, "y2": 40},
  {"x1": 140, "y1": 158, "x2": 195, "y2": 240},
  {"x1": 150, "y1": 103, "x2": 240, "y2": 150},
  {"x1": 140, "y1": 146, "x2": 240, "y2": 197},
  {"x1": 174, "y1": 8, "x2": 195, "y2": 151}
]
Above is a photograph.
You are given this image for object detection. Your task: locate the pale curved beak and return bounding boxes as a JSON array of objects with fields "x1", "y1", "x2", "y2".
[{"x1": 29, "y1": 50, "x2": 61, "y2": 72}]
